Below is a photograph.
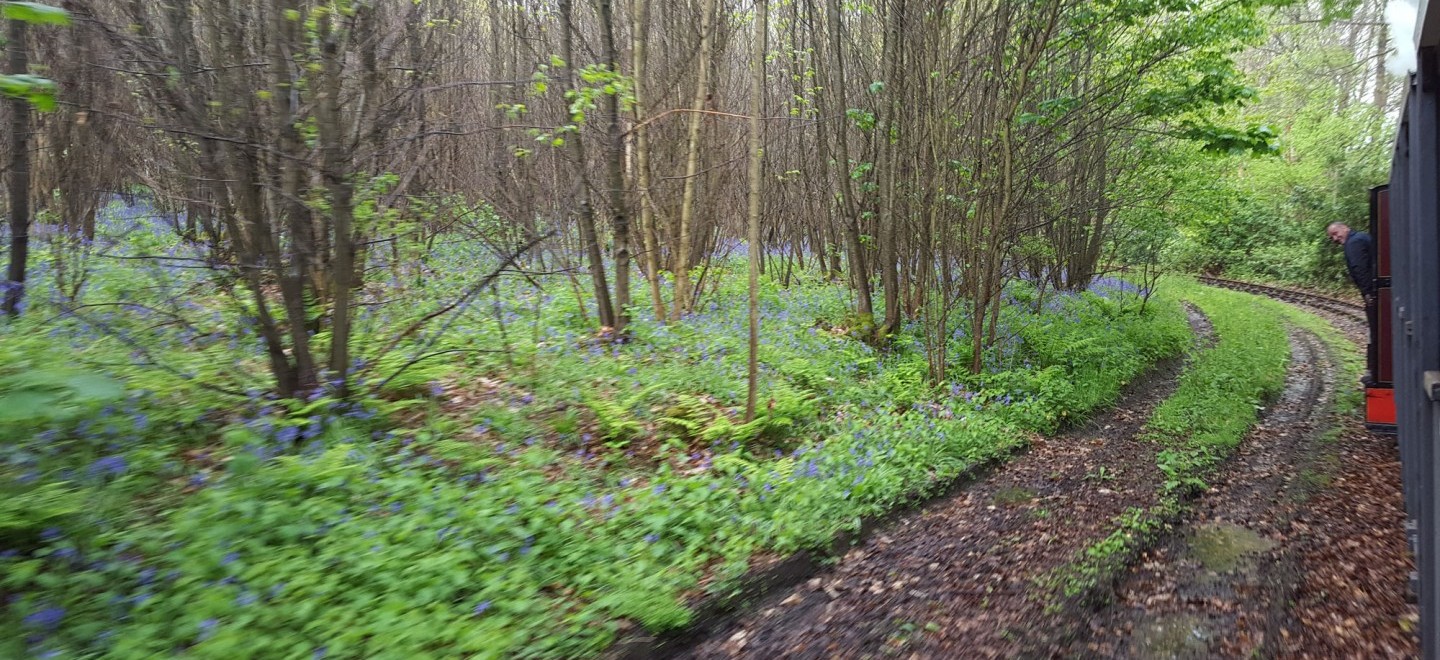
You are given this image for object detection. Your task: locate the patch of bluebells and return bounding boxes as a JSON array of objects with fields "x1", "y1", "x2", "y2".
[{"x1": 1, "y1": 213, "x2": 1184, "y2": 658}]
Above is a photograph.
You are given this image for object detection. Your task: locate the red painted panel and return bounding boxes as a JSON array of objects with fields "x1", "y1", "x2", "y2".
[
  {"x1": 1366, "y1": 387, "x2": 1396, "y2": 426},
  {"x1": 1378, "y1": 288, "x2": 1393, "y2": 384},
  {"x1": 1375, "y1": 186, "x2": 1391, "y2": 278}
]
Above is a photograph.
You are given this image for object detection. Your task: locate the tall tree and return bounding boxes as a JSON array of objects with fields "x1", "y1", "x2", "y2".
[
  {"x1": 2, "y1": 17, "x2": 29, "y2": 317},
  {"x1": 560, "y1": 0, "x2": 618, "y2": 329},
  {"x1": 630, "y1": 0, "x2": 668, "y2": 322},
  {"x1": 598, "y1": 0, "x2": 632, "y2": 330},
  {"x1": 672, "y1": 0, "x2": 717, "y2": 320},
  {"x1": 745, "y1": 0, "x2": 767, "y2": 421}
]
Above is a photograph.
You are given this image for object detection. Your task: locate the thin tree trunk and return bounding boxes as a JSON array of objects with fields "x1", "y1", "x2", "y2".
[
  {"x1": 599, "y1": 0, "x2": 631, "y2": 330},
  {"x1": 877, "y1": 0, "x2": 905, "y2": 338},
  {"x1": 268, "y1": 0, "x2": 318, "y2": 391},
  {"x1": 316, "y1": 11, "x2": 357, "y2": 388},
  {"x1": 560, "y1": 0, "x2": 616, "y2": 329},
  {"x1": 631, "y1": 0, "x2": 667, "y2": 322},
  {"x1": 824, "y1": 0, "x2": 873, "y2": 324},
  {"x1": 745, "y1": 0, "x2": 766, "y2": 422},
  {"x1": 1373, "y1": 8, "x2": 1389, "y2": 110},
  {"x1": 672, "y1": 0, "x2": 717, "y2": 320},
  {"x1": 2, "y1": 19, "x2": 29, "y2": 317}
]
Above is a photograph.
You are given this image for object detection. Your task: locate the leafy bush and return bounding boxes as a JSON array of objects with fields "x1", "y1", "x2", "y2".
[{"x1": 0, "y1": 208, "x2": 1196, "y2": 657}]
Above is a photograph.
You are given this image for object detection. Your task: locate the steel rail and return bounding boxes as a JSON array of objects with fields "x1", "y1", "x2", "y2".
[{"x1": 1196, "y1": 275, "x2": 1367, "y2": 322}]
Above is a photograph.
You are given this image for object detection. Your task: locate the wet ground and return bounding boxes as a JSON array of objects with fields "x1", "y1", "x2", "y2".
[
  {"x1": 1057, "y1": 329, "x2": 1333, "y2": 658},
  {"x1": 676, "y1": 310, "x2": 1214, "y2": 659},
  {"x1": 658, "y1": 297, "x2": 1417, "y2": 659}
]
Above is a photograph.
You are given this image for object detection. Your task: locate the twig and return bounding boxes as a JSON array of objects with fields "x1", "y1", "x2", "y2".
[{"x1": 367, "y1": 231, "x2": 553, "y2": 378}]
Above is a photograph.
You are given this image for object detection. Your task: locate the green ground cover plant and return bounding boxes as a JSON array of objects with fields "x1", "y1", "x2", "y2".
[
  {"x1": 1053, "y1": 276, "x2": 1353, "y2": 601},
  {"x1": 1147, "y1": 277, "x2": 1291, "y2": 490},
  {"x1": 0, "y1": 204, "x2": 1193, "y2": 658}
]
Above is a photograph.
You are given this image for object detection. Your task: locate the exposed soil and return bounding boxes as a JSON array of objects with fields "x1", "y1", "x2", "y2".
[
  {"x1": 1278, "y1": 417, "x2": 1418, "y2": 657},
  {"x1": 1052, "y1": 328, "x2": 1334, "y2": 658},
  {"x1": 1279, "y1": 420, "x2": 1417, "y2": 651},
  {"x1": 667, "y1": 297, "x2": 1416, "y2": 660},
  {"x1": 1275, "y1": 301, "x2": 1418, "y2": 658},
  {"x1": 674, "y1": 309, "x2": 1215, "y2": 659}
]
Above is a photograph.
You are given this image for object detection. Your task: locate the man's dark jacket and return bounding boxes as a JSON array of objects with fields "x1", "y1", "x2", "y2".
[{"x1": 1345, "y1": 230, "x2": 1376, "y2": 297}]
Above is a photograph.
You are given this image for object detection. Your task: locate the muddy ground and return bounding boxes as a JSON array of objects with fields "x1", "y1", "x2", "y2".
[
  {"x1": 664, "y1": 296, "x2": 1417, "y2": 659},
  {"x1": 1056, "y1": 328, "x2": 1335, "y2": 658},
  {"x1": 675, "y1": 311, "x2": 1214, "y2": 659}
]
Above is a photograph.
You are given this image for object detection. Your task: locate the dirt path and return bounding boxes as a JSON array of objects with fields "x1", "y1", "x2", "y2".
[
  {"x1": 1051, "y1": 328, "x2": 1334, "y2": 658},
  {"x1": 676, "y1": 309, "x2": 1215, "y2": 659},
  {"x1": 1278, "y1": 412, "x2": 1418, "y2": 658},
  {"x1": 673, "y1": 300, "x2": 1416, "y2": 660}
]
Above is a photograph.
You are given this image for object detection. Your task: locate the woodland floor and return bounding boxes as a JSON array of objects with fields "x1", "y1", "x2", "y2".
[
  {"x1": 673, "y1": 300, "x2": 1419, "y2": 659},
  {"x1": 1057, "y1": 327, "x2": 1333, "y2": 658}
]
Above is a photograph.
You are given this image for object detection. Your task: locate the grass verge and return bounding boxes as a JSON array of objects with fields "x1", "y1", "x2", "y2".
[{"x1": 1046, "y1": 275, "x2": 1331, "y2": 603}]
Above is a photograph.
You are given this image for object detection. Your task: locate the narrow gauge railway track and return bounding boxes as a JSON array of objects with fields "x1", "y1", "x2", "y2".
[{"x1": 1197, "y1": 275, "x2": 1366, "y2": 322}]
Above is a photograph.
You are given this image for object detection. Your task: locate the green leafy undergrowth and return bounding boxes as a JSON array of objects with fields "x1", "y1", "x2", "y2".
[
  {"x1": 1147, "y1": 277, "x2": 1290, "y2": 491},
  {"x1": 1, "y1": 237, "x2": 1191, "y2": 658},
  {"x1": 1048, "y1": 276, "x2": 1332, "y2": 603}
]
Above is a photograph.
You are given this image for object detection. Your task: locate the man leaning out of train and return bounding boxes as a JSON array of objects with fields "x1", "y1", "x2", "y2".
[{"x1": 1327, "y1": 222, "x2": 1377, "y2": 385}]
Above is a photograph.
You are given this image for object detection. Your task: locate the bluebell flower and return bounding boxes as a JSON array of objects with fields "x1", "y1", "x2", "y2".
[
  {"x1": 197, "y1": 618, "x2": 218, "y2": 641},
  {"x1": 221, "y1": 552, "x2": 240, "y2": 565},
  {"x1": 653, "y1": 484, "x2": 667, "y2": 495},
  {"x1": 87, "y1": 455, "x2": 128, "y2": 479},
  {"x1": 473, "y1": 600, "x2": 492, "y2": 616},
  {"x1": 644, "y1": 533, "x2": 659, "y2": 543},
  {"x1": 23, "y1": 606, "x2": 64, "y2": 629},
  {"x1": 39, "y1": 527, "x2": 61, "y2": 542}
]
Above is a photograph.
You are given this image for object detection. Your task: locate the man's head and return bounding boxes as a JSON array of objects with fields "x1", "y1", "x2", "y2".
[{"x1": 1327, "y1": 222, "x2": 1351, "y2": 245}]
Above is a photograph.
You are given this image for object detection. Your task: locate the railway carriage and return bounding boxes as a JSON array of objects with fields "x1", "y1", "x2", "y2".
[{"x1": 1385, "y1": 2, "x2": 1440, "y2": 656}]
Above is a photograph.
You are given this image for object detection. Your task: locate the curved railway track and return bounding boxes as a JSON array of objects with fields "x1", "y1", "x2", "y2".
[{"x1": 1197, "y1": 275, "x2": 1366, "y2": 323}]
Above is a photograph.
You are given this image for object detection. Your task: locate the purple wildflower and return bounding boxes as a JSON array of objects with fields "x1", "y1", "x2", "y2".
[
  {"x1": 87, "y1": 455, "x2": 128, "y2": 479},
  {"x1": 23, "y1": 607, "x2": 64, "y2": 630}
]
